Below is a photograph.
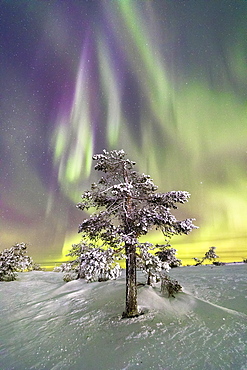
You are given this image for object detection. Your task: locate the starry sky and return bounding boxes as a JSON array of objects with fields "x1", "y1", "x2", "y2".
[{"x1": 1, "y1": 0, "x2": 246, "y2": 265}]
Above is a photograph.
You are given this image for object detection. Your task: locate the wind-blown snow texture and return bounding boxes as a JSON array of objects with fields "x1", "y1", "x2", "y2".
[{"x1": 0, "y1": 265, "x2": 246, "y2": 370}]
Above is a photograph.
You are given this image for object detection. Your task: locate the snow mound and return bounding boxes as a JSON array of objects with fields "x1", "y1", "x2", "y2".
[{"x1": 0, "y1": 265, "x2": 246, "y2": 370}]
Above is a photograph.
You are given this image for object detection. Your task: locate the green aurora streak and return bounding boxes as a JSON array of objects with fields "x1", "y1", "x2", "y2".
[
  {"x1": 1, "y1": 1, "x2": 246, "y2": 265},
  {"x1": 52, "y1": 1, "x2": 247, "y2": 264}
]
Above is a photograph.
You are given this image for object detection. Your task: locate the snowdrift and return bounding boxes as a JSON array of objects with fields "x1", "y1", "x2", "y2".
[{"x1": 0, "y1": 265, "x2": 246, "y2": 369}]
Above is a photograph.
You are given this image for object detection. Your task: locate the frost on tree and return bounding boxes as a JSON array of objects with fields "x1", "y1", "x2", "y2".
[
  {"x1": 193, "y1": 246, "x2": 220, "y2": 266},
  {"x1": 0, "y1": 243, "x2": 40, "y2": 281},
  {"x1": 61, "y1": 242, "x2": 122, "y2": 283},
  {"x1": 69, "y1": 149, "x2": 197, "y2": 317}
]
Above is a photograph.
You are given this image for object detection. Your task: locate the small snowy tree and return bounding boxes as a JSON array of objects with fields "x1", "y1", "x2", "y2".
[
  {"x1": 75, "y1": 149, "x2": 197, "y2": 317},
  {"x1": 194, "y1": 246, "x2": 219, "y2": 266},
  {"x1": 63, "y1": 241, "x2": 122, "y2": 282},
  {"x1": 136, "y1": 242, "x2": 170, "y2": 286},
  {"x1": 155, "y1": 245, "x2": 182, "y2": 268},
  {"x1": 160, "y1": 274, "x2": 182, "y2": 298},
  {"x1": 0, "y1": 243, "x2": 36, "y2": 281}
]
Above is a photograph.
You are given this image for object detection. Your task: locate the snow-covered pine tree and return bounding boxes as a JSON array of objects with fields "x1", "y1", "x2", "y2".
[
  {"x1": 62, "y1": 241, "x2": 122, "y2": 282},
  {"x1": 193, "y1": 246, "x2": 219, "y2": 266},
  {"x1": 0, "y1": 243, "x2": 36, "y2": 281},
  {"x1": 75, "y1": 149, "x2": 197, "y2": 317},
  {"x1": 155, "y1": 245, "x2": 182, "y2": 268}
]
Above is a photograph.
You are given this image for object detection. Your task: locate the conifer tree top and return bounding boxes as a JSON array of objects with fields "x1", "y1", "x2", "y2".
[{"x1": 76, "y1": 149, "x2": 197, "y2": 242}]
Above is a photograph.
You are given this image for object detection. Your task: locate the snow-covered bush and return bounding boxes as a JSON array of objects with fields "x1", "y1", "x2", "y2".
[
  {"x1": 160, "y1": 273, "x2": 182, "y2": 297},
  {"x1": 0, "y1": 243, "x2": 35, "y2": 281},
  {"x1": 60, "y1": 242, "x2": 123, "y2": 282}
]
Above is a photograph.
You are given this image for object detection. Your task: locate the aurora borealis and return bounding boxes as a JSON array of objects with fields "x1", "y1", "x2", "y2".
[{"x1": 1, "y1": 1, "x2": 246, "y2": 265}]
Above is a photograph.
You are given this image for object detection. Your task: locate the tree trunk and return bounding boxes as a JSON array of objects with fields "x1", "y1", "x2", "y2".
[
  {"x1": 147, "y1": 272, "x2": 151, "y2": 286},
  {"x1": 123, "y1": 243, "x2": 139, "y2": 318}
]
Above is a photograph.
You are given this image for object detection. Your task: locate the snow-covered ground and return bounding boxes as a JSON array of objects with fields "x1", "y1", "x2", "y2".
[{"x1": 0, "y1": 265, "x2": 246, "y2": 370}]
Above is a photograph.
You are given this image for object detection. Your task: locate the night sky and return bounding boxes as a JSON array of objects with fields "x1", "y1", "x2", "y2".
[{"x1": 1, "y1": 0, "x2": 246, "y2": 264}]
